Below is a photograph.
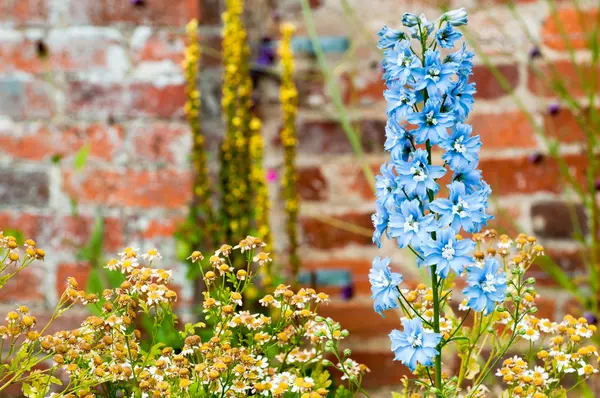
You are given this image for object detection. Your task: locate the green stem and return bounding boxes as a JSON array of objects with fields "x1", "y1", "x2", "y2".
[{"x1": 431, "y1": 266, "x2": 442, "y2": 397}]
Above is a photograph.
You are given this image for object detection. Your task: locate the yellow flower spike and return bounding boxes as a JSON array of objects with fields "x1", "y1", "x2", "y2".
[{"x1": 279, "y1": 21, "x2": 301, "y2": 285}]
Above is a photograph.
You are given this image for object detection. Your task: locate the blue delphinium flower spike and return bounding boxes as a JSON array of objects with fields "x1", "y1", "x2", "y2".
[
  {"x1": 412, "y1": 50, "x2": 457, "y2": 97},
  {"x1": 385, "y1": 118, "x2": 413, "y2": 162},
  {"x1": 369, "y1": 256, "x2": 403, "y2": 314},
  {"x1": 436, "y1": 23, "x2": 462, "y2": 49},
  {"x1": 390, "y1": 318, "x2": 441, "y2": 371},
  {"x1": 406, "y1": 98, "x2": 455, "y2": 145},
  {"x1": 440, "y1": 123, "x2": 481, "y2": 170},
  {"x1": 430, "y1": 181, "x2": 487, "y2": 233},
  {"x1": 394, "y1": 149, "x2": 446, "y2": 200},
  {"x1": 388, "y1": 199, "x2": 437, "y2": 248},
  {"x1": 383, "y1": 41, "x2": 420, "y2": 85},
  {"x1": 463, "y1": 258, "x2": 507, "y2": 315},
  {"x1": 422, "y1": 228, "x2": 475, "y2": 278},
  {"x1": 377, "y1": 25, "x2": 407, "y2": 49},
  {"x1": 439, "y1": 8, "x2": 469, "y2": 26},
  {"x1": 384, "y1": 80, "x2": 416, "y2": 119}
]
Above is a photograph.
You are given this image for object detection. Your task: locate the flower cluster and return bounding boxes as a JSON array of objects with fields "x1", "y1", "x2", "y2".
[
  {"x1": 0, "y1": 235, "x2": 368, "y2": 397},
  {"x1": 370, "y1": 9, "x2": 599, "y2": 397}
]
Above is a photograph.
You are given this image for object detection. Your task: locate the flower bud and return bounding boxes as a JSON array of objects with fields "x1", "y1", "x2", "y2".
[
  {"x1": 343, "y1": 348, "x2": 352, "y2": 357},
  {"x1": 314, "y1": 316, "x2": 324, "y2": 322},
  {"x1": 325, "y1": 340, "x2": 336, "y2": 352},
  {"x1": 525, "y1": 277, "x2": 536, "y2": 285},
  {"x1": 321, "y1": 359, "x2": 332, "y2": 367},
  {"x1": 528, "y1": 307, "x2": 538, "y2": 314},
  {"x1": 440, "y1": 8, "x2": 468, "y2": 26},
  {"x1": 402, "y1": 13, "x2": 419, "y2": 27}
]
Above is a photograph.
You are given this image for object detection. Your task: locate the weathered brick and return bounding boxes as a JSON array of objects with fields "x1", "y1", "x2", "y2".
[
  {"x1": 300, "y1": 212, "x2": 373, "y2": 249},
  {"x1": 0, "y1": 212, "x2": 123, "y2": 250},
  {"x1": 0, "y1": 123, "x2": 125, "y2": 163},
  {"x1": 530, "y1": 248, "x2": 586, "y2": 287},
  {"x1": 296, "y1": 166, "x2": 328, "y2": 201},
  {"x1": 531, "y1": 201, "x2": 588, "y2": 239},
  {"x1": 318, "y1": 301, "x2": 399, "y2": 338},
  {"x1": 542, "y1": 7, "x2": 598, "y2": 50},
  {"x1": 0, "y1": 169, "x2": 49, "y2": 207},
  {"x1": 0, "y1": 28, "x2": 127, "y2": 74},
  {"x1": 471, "y1": 64, "x2": 519, "y2": 99},
  {"x1": 0, "y1": 75, "x2": 55, "y2": 120},
  {"x1": 62, "y1": 169, "x2": 192, "y2": 209},
  {"x1": 130, "y1": 122, "x2": 190, "y2": 165},
  {"x1": 67, "y1": 0, "x2": 200, "y2": 26},
  {"x1": 349, "y1": 351, "x2": 411, "y2": 388},
  {"x1": 0, "y1": 0, "x2": 49, "y2": 25},
  {"x1": 543, "y1": 107, "x2": 593, "y2": 143},
  {"x1": 292, "y1": 120, "x2": 385, "y2": 154},
  {"x1": 0, "y1": 267, "x2": 44, "y2": 304},
  {"x1": 471, "y1": 111, "x2": 537, "y2": 149},
  {"x1": 140, "y1": 218, "x2": 183, "y2": 239},
  {"x1": 479, "y1": 154, "x2": 587, "y2": 195},
  {"x1": 528, "y1": 61, "x2": 600, "y2": 98},
  {"x1": 67, "y1": 79, "x2": 186, "y2": 120},
  {"x1": 56, "y1": 262, "x2": 92, "y2": 297}
]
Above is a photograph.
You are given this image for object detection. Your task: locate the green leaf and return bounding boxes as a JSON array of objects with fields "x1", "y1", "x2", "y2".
[
  {"x1": 73, "y1": 142, "x2": 90, "y2": 171},
  {"x1": 78, "y1": 214, "x2": 104, "y2": 267}
]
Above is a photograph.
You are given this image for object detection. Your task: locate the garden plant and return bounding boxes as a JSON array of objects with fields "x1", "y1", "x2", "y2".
[{"x1": 370, "y1": 8, "x2": 600, "y2": 397}]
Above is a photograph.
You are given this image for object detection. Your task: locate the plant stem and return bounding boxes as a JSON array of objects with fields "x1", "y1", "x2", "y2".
[{"x1": 431, "y1": 266, "x2": 442, "y2": 396}]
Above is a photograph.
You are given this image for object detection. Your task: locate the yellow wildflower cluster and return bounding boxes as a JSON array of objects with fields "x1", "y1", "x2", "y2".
[
  {"x1": 279, "y1": 22, "x2": 301, "y2": 281},
  {"x1": 0, "y1": 235, "x2": 368, "y2": 397}
]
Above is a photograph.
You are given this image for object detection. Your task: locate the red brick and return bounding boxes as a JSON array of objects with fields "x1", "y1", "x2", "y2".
[
  {"x1": 349, "y1": 351, "x2": 411, "y2": 388},
  {"x1": 62, "y1": 169, "x2": 192, "y2": 209},
  {"x1": 318, "y1": 301, "x2": 399, "y2": 338},
  {"x1": 56, "y1": 262, "x2": 92, "y2": 297},
  {"x1": 0, "y1": 0, "x2": 49, "y2": 25},
  {"x1": 291, "y1": 120, "x2": 386, "y2": 154},
  {"x1": 0, "y1": 123, "x2": 125, "y2": 163},
  {"x1": 542, "y1": 7, "x2": 598, "y2": 50},
  {"x1": 0, "y1": 75, "x2": 55, "y2": 120},
  {"x1": 131, "y1": 122, "x2": 190, "y2": 165},
  {"x1": 530, "y1": 248, "x2": 586, "y2": 287},
  {"x1": 471, "y1": 111, "x2": 537, "y2": 149},
  {"x1": 472, "y1": 64, "x2": 519, "y2": 99},
  {"x1": 67, "y1": 0, "x2": 200, "y2": 26},
  {"x1": 0, "y1": 266, "x2": 44, "y2": 304},
  {"x1": 140, "y1": 218, "x2": 183, "y2": 239},
  {"x1": 67, "y1": 80, "x2": 186, "y2": 119},
  {"x1": 300, "y1": 212, "x2": 373, "y2": 249},
  {"x1": 130, "y1": 82, "x2": 186, "y2": 118},
  {"x1": 543, "y1": 107, "x2": 593, "y2": 143},
  {"x1": 296, "y1": 166, "x2": 328, "y2": 201},
  {"x1": 0, "y1": 212, "x2": 123, "y2": 251},
  {"x1": 345, "y1": 164, "x2": 378, "y2": 200},
  {"x1": 528, "y1": 61, "x2": 600, "y2": 98},
  {"x1": 0, "y1": 29, "x2": 125, "y2": 74},
  {"x1": 479, "y1": 154, "x2": 587, "y2": 195},
  {"x1": 531, "y1": 201, "x2": 588, "y2": 239}
]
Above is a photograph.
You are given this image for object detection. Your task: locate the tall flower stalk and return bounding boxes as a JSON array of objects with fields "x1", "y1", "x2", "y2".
[
  {"x1": 279, "y1": 22, "x2": 301, "y2": 283},
  {"x1": 371, "y1": 9, "x2": 493, "y2": 395}
]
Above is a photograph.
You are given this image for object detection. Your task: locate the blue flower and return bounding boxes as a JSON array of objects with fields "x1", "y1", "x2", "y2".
[
  {"x1": 377, "y1": 25, "x2": 407, "y2": 49},
  {"x1": 412, "y1": 50, "x2": 457, "y2": 97},
  {"x1": 439, "y1": 8, "x2": 468, "y2": 26},
  {"x1": 390, "y1": 318, "x2": 441, "y2": 371},
  {"x1": 463, "y1": 258, "x2": 507, "y2": 315},
  {"x1": 406, "y1": 98, "x2": 455, "y2": 145},
  {"x1": 447, "y1": 79, "x2": 476, "y2": 122},
  {"x1": 388, "y1": 199, "x2": 437, "y2": 248},
  {"x1": 408, "y1": 14, "x2": 434, "y2": 39},
  {"x1": 369, "y1": 256, "x2": 403, "y2": 314},
  {"x1": 385, "y1": 118, "x2": 413, "y2": 162},
  {"x1": 375, "y1": 163, "x2": 397, "y2": 206},
  {"x1": 446, "y1": 43, "x2": 474, "y2": 78},
  {"x1": 452, "y1": 162, "x2": 483, "y2": 193},
  {"x1": 440, "y1": 123, "x2": 481, "y2": 170},
  {"x1": 422, "y1": 228, "x2": 475, "y2": 278},
  {"x1": 383, "y1": 41, "x2": 420, "y2": 85},
  {"x1": 394, "y1": 149, "x2": 446, "y2": 200},
  {"x1": 436, "y1": 23, "x2": 462, "y2": 49},
  {"x1": 384, "y1": 81, "x2": 416, "y2": 119},
  {"x1": 430, "y1": 181, "x2": 488, "y2": 233},
  {"x1": 372, "y1": 200, "x2": 390, "y2": 248},
  {"x1": 401, "y1": 13, "x2": 420, "y2": 27}
]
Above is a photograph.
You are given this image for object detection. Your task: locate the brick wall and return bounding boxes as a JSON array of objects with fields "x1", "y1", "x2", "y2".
[{"x1": 0, "y1": 0, "x2": 596, "y2": 391}]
